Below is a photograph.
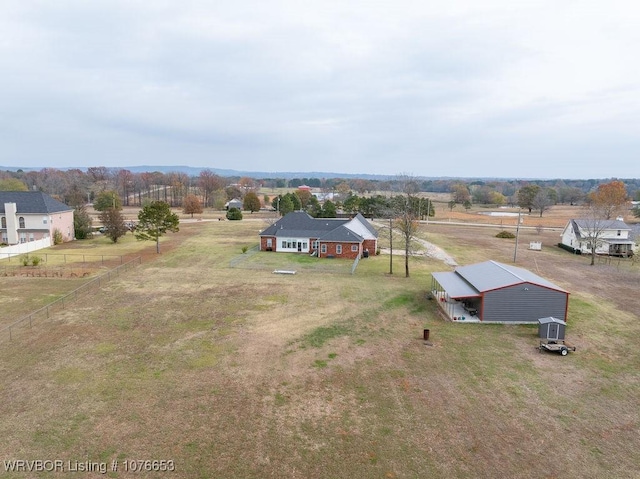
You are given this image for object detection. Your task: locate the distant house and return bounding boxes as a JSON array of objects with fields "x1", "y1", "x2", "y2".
[
  {"x1": 1, "y1": 191, "x2": 74, "y2": 245},
  {"x1": 259, "y1": 211, "x2": 378, "y2": 259},
  {"x1": 431, "y1": 260, "x2": 569, "y2": 323},
  {"x1": 225, "y1": 198, "x2": 243, "y2": 210},
  {"x1": 560, "y1": 219, "x2": 634, "y2": 257}
]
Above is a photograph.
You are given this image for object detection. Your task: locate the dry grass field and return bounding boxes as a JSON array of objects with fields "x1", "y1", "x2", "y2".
[{"x1": 1, "y1": 203, "x2": 639, "y2": 478}]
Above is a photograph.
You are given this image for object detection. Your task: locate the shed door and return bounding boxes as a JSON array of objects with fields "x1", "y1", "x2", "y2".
[{"x1": 548, "y1": 323, "x2": 559, "y2": 340}]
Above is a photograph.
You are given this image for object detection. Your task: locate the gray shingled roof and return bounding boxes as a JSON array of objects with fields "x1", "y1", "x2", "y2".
[
  {"x1": 318, "y1": 225, "x2": 364, "y2": 243},
  {"x1": 259, "y1": 211, "x2": 349, "y2": 237},
  {"x1": 572, "y1": 218, "x2": 630, "y2": 238},
  {"x1": 0, "y1": 191, "x2": 72, "y2": 214}
]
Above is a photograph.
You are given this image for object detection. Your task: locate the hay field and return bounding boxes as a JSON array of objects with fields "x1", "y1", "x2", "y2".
[{"x1": 1, "y1": 215, "x2": 639, "y2": 478}]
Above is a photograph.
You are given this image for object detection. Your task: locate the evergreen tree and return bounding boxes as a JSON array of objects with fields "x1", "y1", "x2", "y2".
[{"x1": 135, "y1": 201, "x2": 180, "y2": 253}]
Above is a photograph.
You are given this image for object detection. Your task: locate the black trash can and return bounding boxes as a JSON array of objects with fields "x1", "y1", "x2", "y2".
[{"x1": 423, "y1": 329, "x2": 430, "y2": 341}]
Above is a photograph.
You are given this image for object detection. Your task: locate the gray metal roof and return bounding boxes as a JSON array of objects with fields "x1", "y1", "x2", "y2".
[
  {"x1": 538, "y1": 316, "x2": 566, "y2": 325},
  {"x1": 0, "y1": 191, "x2": 73, "y2": 214},
  {"x1": 454, "y1": 260, "x2": 568, "y2": 293},
  {"x1": 431, "y1": 271, "x2": 481, "y2": 298}
]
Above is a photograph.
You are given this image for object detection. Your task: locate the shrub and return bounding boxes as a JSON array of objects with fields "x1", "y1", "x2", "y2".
[
  {"x1": 20, "y1": 255, "x2": 30, "y2": 266},
  {"x1": 241, "y1": 246, "x2": 249, "y2": 254},
  {"x1": 53, "y1": 229, "x2": 64, "y2": 245},
  {"x1": 31, "y1": 256, "x2": 42, "y2": 266},
  {"x1": 495, "y1": 231, "x2": 516, "y2": 239},
  {"x1": 226, "y1": 207, "x2": 243, "y2": 221}
]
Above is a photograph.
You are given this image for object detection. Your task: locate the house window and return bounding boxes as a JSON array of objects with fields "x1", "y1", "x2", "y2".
[
  {"x1": 29, "y1": 233, "x2": 35, "y2": 242},
  {"x1": 266, "y1": 238, "x2": 272, "y2": 248},
  {"x1": 312, "y1": 240, "x2": 318, "y2": 250},
  {"x1": 1, "y1": 217, "x2": 5, "y2": 228},
  {"x1": 617, "y1": 230, "x2": 621, "y2": 236},
  {"x1": 19, "y1": 233, "x2": 27, "y2": 243},
  {"x1": 19, "y1": 217, "x2": 25, "y2": 228},
  {"x1": 336, "y1": 244, "x2": 342, "y2": 254},
  {"x1": 352, "y1": 245, "x2": 358, "y2": 252},
  {"x1": 302, "y1": 242, "x2": 307, "y2": 249},
  {"x1": 1, "y1": 233, "x2": 7, "y2": 243},
  {"x1": 321, "y1": 244, "x2": 327, "y2": 254},
  {"x1": 43, "y1": 216, "x2": 48, "y2": 224}
]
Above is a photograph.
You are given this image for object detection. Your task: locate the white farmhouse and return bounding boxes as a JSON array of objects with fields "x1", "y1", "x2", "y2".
[{"x1": 560, "y1": 218, "x2": 634, "y2": 257}]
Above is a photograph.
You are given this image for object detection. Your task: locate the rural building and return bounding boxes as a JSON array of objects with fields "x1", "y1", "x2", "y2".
[
  {"x1": 431, "y1": 260, "x2": 569, "y2": 323},
  {"x1": 259, "y1": 211, "x2": 378, "y2": 259},
  {"x1": 1, "y1": 191, "x2": 75, "y2": 246},
  {"x1": 560, "y1": 219, "x2": 634, "y2": 257},
  {"x1": 225, "y1": 198, "x2": 243, "y2": 210}
]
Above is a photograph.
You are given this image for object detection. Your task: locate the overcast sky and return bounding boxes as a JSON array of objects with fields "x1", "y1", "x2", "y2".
[{"x1": 1, "y1": 1, "x2": 638, "y2": 179}]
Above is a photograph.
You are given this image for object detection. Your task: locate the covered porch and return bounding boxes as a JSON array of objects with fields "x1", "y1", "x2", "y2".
[
  {"x1": 431, "y1": 273, "x2": 482, "y2": 322},
  {"x1": 605, "y1": 239, "x2": 635, "y2": 257}
]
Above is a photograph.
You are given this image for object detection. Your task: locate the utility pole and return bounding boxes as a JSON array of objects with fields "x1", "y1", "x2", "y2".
[
  {"x1": 426, "y1": 198, "x2": 430, "y2": 225},
  {"x1": 513, "y1": 209, "x2": 521, "y2": 262},
  {"x1": 389, "y1": 216, "x2": 393, "y2": 275}
]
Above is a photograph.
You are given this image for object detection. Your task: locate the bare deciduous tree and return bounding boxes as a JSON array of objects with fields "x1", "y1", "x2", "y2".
[{"x1": 394, "y1": 174, "x2": 420, "y2": 278}]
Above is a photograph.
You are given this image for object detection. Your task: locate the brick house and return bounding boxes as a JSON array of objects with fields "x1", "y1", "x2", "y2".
[{"x1": 259, "y1": 211, "x2": 378, "y2": 259}]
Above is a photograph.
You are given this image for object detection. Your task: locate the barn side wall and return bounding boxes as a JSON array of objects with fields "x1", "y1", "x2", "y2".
[{"x1": 482, "y1": 283, "x2": 568, "y2": 323}]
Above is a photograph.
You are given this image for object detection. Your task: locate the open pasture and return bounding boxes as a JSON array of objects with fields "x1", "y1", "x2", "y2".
[{"x1": 1, "y1": 215, "x2": 639, "y2": 478}]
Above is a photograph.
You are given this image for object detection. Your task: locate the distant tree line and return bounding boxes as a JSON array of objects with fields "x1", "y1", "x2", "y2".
[{"x1": 1, "y1": 168, "x2": 639, "y2": 216}]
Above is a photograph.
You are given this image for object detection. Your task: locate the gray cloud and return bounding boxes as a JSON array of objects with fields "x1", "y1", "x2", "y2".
[{"x1": 1, "y1": 0, "x2": 638, "y2": 178}]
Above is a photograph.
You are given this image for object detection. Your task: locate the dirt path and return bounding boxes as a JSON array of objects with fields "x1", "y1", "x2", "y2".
[{"x1": 379, "y1": 238, "x2": 458, "y2": 267}]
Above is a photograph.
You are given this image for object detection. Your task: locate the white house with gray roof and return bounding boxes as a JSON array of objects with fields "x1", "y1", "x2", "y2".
[
  {"x1": 431, "y1": 260, "x2": 569, "y2": 323},
  {"x1": 1, "y1": 191, "x2": 75, "y2": 247},
  {"x1": 560, "y1": 219, "x2": 634, "y2": 257},
  {"x1": 259, "y1": 211, "x2": 378, "y2": 259}
]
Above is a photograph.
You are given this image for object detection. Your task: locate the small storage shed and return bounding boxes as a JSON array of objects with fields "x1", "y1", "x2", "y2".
[{"x1": 538, "y1": 317, "x2": 566, "y2": 340}]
